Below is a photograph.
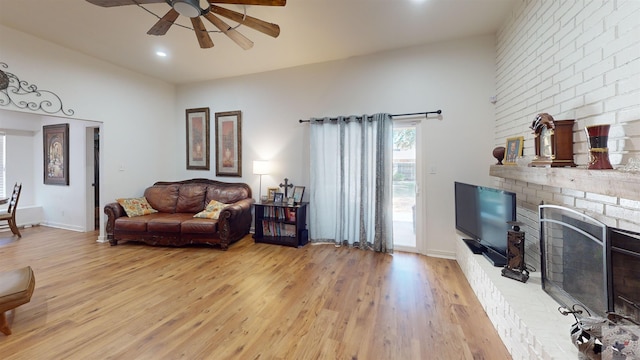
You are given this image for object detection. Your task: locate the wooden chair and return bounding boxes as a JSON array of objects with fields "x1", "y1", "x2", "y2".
[{"x1": 0, "y1": 183, "x2": 22, "y2": 237}]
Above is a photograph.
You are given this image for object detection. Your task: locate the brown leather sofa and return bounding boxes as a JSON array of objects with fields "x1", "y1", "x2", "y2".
[{"x1": 104, "y1": 179, "x2": 254, "y2": 250}]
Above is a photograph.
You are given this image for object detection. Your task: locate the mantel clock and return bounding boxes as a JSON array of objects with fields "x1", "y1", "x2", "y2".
[{"x1": 529, "y1": 113, "x2": 576, "y2": 167}]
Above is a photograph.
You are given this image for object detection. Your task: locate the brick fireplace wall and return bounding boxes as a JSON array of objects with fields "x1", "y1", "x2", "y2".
[
  {"x1": 457, "y1": 2, "x2": 640, "y2": 358},
  {"x1": 493, "y1": 0, "x2": 640, "y2": 270}
]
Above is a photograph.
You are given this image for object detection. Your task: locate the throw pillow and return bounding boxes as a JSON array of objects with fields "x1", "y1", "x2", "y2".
[
  {"x1": 117, "y1": 197, "x2": 158, "y2": 217},
  {"x1": 193, "y1": 199, "x2": 227, "y2": 220}
]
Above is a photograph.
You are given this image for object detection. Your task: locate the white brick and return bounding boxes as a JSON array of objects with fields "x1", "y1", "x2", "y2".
[
  {"x1": 617, "y1": 73, "x2": 640, "y2": 94},
  {"x1": 614, "y1": 43, "x2": 640, "y2": 67},
  {"x1": 615, "y1": 4, "x2": 640, "y2": 34},
  {"x1": 575, "y1": 49, "x2": 603, "y2": 74},
  {"x1": 604, "y1": 91, "x2": 640, "y2": 111},
  {"x1": 584, "y1": 84, "x2": 616, "y2": 105},
  {"x1": 606, "y1": 204, "x2": 640, "y2": 223},
  {"x1": 606, "y1": 58, "x2": 640, "y2": 85},
  {"x1": 584, "y1": 29, "x2": 616, "y2": 58},
  {"x1": 581, "y1": 1, "x2": 614, "y2": 30},
  {"x1": 575, "y1": 0, "x2": 606, "y2": 27},
  {"x1": 583, "y1": 56, "x2": 615, "y2": 80},
  {"x1": 576, "y1": 19, "x2": 605, "y2": 49},
  {"x1": 559, "y1": 72, "x2": 583, "y2": 91},
  {"x1": 575, "y1": 199, "x2": 604, "y2": 214},
  {"x1": 585, "y1": 192, "x2": 618, "y2": 204},
  {"x1": 561, "y1": 188, "x2": 585, "y2": 198},
  {"x1": 620, "y1": 198, "x2": 640, "y2": 210},
  {"x1": 575, "y1": 101, "x2": 604, "y2": 118}
]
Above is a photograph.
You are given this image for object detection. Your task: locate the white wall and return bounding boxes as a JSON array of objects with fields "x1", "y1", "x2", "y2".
[
  {"x1": 177, "y1": 36, "x2": 499, "y2": 257},
  {"x1": 0, "y1": 24, "x2": 177, "y2": 238}
]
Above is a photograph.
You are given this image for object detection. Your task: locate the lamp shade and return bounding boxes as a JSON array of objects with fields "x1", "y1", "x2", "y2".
[{"x1": 253, "y1": 160, "x2": 270, "y2": 175}]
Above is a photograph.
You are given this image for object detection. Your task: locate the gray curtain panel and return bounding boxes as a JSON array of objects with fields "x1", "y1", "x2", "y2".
[{"x1": 309, "y1": 113, "x2": 393, "y2": 253}]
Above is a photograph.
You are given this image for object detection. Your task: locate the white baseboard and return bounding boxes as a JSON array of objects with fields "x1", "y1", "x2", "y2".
[{"x1": 40, "y1": 221, "x2": 84, "y2": 232}]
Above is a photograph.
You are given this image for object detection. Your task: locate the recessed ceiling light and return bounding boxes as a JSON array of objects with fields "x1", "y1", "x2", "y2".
[{"x1": 156, "y1": 51, "x2": 167, "y2": 57}]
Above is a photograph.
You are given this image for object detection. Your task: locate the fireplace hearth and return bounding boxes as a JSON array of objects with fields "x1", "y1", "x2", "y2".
[{"x1": 539, "y1": 205, "x2": 640, "y2": 322}]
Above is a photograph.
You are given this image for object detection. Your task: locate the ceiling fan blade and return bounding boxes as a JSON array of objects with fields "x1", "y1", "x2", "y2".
[
  {"x1": 210, "y1": 5, "x2": 280, "y2": 38},
  {"x1": 85, "y1": 0, "x2": 165, "y2": 7},
  {"x1": 208, "y1": 0, "x2": 286, "y2": 6},
  {"x1": 203, "y1": 13, "x2": 253, "y2": 50},
  {"x1": 191, "y1": 17, "x2": 214, "y2": 49},
  {"x1": 147, "y1": 9, "x2": 179, "y2": 35}
]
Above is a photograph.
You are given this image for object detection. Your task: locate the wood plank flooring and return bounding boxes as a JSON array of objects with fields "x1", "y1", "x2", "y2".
[{"x1": 0, "y1": 226, "x2": 511, "y2": 359}]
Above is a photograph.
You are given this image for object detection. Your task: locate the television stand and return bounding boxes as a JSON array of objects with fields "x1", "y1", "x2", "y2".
[
  {"x1": 463, "y1": 239, "x2": 486, "y2": 254},
  {"x1": 483, "y1": 250, "x2": 507, "y2": 267}
]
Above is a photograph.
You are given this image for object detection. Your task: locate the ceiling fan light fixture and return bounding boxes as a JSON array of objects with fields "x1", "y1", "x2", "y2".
[{"x1": 172, "y1": 0, "x2": 201, "y2": 18}]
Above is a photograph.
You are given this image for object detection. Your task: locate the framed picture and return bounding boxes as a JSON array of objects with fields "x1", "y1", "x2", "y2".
[
  {"x1": 292, "y1": 186, "x2": 305, "y2": 203},
  {"x1": 43, "y1": 123, "x2": 69, "y2": 185},
  {"x1": 287, "y1": 197, "x2": 295, "y2": 207},
  {"x1": 274, "y1": 192, "x2": 284, "y2": 204},
  {"x1": 267, "y1": 187, "x2": 278, "y2": 202},
  {"x1": 505, "y1": 136, "x2": 524, "y2": 165},
  {"x1": 215, "y1": 110, "x2": 242, "y2": 177},
  {"x1": 186, "y1": 107, "x2": 210, "y2": 170}
]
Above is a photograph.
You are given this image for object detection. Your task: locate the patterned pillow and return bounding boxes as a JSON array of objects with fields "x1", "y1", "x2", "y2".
[
  {"x1": 117, "y1": 197, "x2": 158, "y2": 217},
  {"x1": 193, "y1": 199, "x2": 227, "y2": 220}
]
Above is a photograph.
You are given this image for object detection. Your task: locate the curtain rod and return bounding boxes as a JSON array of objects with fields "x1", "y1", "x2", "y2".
[{"x1": 298, "y1": 110, "x2": 442, "y2": 123}]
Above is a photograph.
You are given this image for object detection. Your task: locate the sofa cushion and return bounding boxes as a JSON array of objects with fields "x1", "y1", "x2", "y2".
[
  {"x1": 117, "y1": 197, "x2": 158, "y2": 217},
  {"x1": 114, "y1": 216, "x2": 150, "y2": 232},
  {"x1": 176, "y1": 184, "x2": 207, "y2": 213},
  {"x1": 146, "y1": 213, "x2": 194, "y2": 233},
  {"x1": 193, "y1": 199, "x2": 227, "y2": 220},
  {"x1": 145, "y1": 184, "x2": 180, "y2": 213},
  {"x1": 181, "y1": 218, "x2": 218, "y2": 234},
  {"x1": 206, "y1": 185, "x2": 250, "y2": 204}
]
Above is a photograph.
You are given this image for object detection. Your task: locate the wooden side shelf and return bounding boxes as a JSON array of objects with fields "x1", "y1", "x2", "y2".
[
  {"x1": 489, "y1": 165, "x2": 640, "y2": 201},
  {"x1": 254, "y1": 202, "x2": 308, "y2": 247}
]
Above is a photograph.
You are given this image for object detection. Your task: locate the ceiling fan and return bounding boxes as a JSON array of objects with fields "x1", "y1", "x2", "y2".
[{"x1": 86, "y1": 0, "x2": 286, "y2": 49}]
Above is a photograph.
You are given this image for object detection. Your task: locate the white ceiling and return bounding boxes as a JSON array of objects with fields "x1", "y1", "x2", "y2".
[{"x1": 0, "y1": 0, "x2": 518, "y2": 85}]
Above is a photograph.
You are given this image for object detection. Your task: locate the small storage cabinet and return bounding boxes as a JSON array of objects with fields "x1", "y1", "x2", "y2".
[{"x1": 254, "y1": 202, "x2": 308, "y2": 247}]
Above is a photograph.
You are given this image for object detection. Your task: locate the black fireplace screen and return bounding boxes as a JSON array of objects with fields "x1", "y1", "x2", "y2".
[{"x1": 539, "y1": 205, "x2": 609, "y2": 317}]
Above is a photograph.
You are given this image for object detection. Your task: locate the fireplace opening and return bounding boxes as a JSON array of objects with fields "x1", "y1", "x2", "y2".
[
  {"x1": 610, "y1": 227, "x2": 640, "y2": 323},
  {"x1": 539, "y1": 205, "x2": 640, "y2": 322}
]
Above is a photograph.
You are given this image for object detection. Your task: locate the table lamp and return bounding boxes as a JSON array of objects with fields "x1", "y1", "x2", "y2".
[{"x1": 253, "y1": 160, "x2": 270, "y2": 202}]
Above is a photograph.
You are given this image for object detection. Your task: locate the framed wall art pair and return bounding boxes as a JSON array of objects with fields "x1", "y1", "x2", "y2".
[{"x1": 186, "y1": 108, "x2": 242, "y2": 177}]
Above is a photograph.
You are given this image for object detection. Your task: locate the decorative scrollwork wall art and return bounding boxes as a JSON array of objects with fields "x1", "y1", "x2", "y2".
[{"x1": 0, "y1": 62, "x2": 74, "y2": 116}]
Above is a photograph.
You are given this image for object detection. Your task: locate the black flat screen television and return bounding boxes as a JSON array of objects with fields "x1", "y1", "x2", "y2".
[{"x1": 454, "y1": 181, "x2": 517, "y2": 267}]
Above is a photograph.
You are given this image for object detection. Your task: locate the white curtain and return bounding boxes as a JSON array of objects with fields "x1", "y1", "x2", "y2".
[{"x1": 309, "y1": 113, "x2": 393, "y2": 253}]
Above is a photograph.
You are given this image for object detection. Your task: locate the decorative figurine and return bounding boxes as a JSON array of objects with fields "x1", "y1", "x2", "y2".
[{"x1": 501, "y1": 221, "x2": 529, "y2": 283}]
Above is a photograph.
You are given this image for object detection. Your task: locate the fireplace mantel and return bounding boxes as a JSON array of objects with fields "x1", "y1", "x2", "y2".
[{"x1": 489, "y1": 165, "x2": 640, "y2": 202}]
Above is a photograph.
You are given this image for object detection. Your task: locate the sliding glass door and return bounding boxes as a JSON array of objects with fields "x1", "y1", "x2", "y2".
[{"x1": 392, "y1": 121, "x2": 420, "y2": 251}]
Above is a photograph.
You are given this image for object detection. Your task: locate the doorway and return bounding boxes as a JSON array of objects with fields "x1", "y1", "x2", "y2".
[
  {"x1": 392, "y1": 121, "x2": 418, "y2": 251},
  {"x1": 93, "y1": 128, "x2": 100, "y2": 230}
]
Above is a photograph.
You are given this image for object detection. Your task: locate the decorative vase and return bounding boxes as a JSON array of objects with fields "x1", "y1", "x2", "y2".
[
  {"x1": 493, "y1": 146, "x2": 506, "y2": 165},
  {"x1": 585, "y1": 124, "x2": 613, "y2": 170}
]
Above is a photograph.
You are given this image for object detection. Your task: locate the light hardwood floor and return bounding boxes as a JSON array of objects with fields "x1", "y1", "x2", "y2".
[{"x1": 0, "y1": 226, "x2": 510, "y2": 359}]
